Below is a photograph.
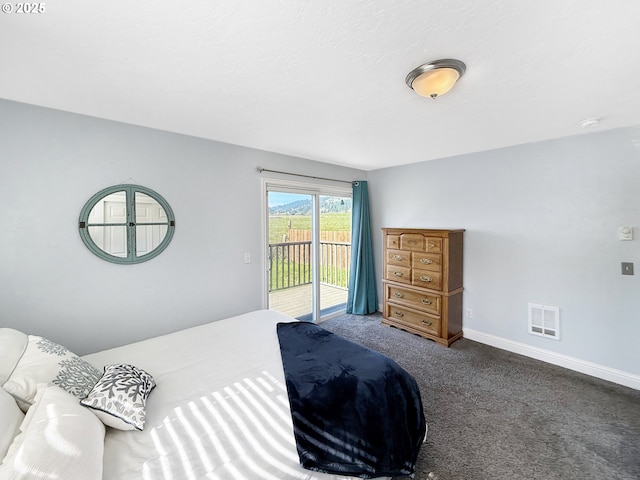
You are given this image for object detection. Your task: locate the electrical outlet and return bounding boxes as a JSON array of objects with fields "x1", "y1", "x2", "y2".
[
  {"x1": 465, "y1": 308, "x2": 473, "y2": 319},
  {"x1": 621, "y1": 262, "x2": 634, "y2": 275}
]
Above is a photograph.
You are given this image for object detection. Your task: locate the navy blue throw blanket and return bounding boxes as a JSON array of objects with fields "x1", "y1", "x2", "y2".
[{"x1": 276, "y1": 322, "x2": 426, "y2": 478}]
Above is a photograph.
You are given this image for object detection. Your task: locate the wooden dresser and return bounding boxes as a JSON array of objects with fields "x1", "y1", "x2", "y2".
[{"x1": 381, "y1": 228, "x2": 464, "y2": 347}]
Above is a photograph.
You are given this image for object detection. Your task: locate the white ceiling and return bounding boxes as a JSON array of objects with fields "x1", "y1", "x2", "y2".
[{"x1": 2, "y1": 1, "x2": 640, "y2": 171}]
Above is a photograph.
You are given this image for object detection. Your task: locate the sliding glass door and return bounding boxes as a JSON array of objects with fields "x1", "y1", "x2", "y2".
[
  {"x1": 318, "y1": 195, "x2": 352, "y2": 316},
  {"x1": 264, "y1": 180, "x2": 351, "y2": 322},
  {"x1": 267, "y1": 191, "x2": 314, "y2": 318}
]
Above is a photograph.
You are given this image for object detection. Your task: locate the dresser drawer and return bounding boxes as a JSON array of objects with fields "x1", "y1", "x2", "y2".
[
  {"x1": 387, "y1": 249, "x2": 411, "y2": 267},
  {"x1": 387, "y1": 235, "x2": 400, "y2": 249},
  {"x1": 386, "y1": 265, "x2": 411, "y2": 284},
  {"x1": 400, "y1": 233, "x2": 425, "y2": 251},
  {"x1": 385, "y1": 304, "x2": 440, "y2": 336},
  {"x1": 425, "y1": 237, "x2": 442, "y2": 253},
  {"x1": 386, "y1": 284, "x2": 441, "y2": 316},
  {"x1": 412, "y1": 252, "x2": 442, "y2": 272},
  {"x1": 412, "y1": 270, "x2": 442, "y2": 290}
]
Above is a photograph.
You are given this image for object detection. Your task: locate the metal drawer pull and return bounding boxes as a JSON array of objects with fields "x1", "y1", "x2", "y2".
[
  {"x1": 421, "y1": 298, "x2": 432, "y2": 305},
  {"x1": 394, "y1": 271, "x2": 403, "y2": 277},
  {"x1": 393, "y1": 311, "x2": 404, "y2": 317},
  {"x1": 393, "y1": 255, "x2": 403, "y2": 261},
  {"x1": 420, "y1": 275, "x2": 432, "y2": 282},
  {"x1": 420, "y1": 258, "x2": 433, "y2": 264},
  {"x1": 421, "y1": 320, "x2": 432, "y2": 326},
  {"x1": 394, "y1": 292, "x2": 404, "y2": 298}
]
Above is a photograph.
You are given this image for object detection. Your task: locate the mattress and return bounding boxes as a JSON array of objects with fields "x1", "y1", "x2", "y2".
[{"x1": 82, "y1": 310, "x2": 392, "y2": 480}]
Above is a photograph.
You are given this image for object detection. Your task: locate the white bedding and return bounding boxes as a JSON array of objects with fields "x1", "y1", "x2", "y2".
[{"x1": 82, "y1": 310, "x2": 390, "y2": 480}]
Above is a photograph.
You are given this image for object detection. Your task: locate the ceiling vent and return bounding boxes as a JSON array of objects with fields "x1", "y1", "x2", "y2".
[{"x1": 528, "y1": 303, "x2": 560, "y2": 340}]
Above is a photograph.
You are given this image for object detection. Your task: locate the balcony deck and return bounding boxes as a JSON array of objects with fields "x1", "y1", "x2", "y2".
[{"x1": 269, "y1": 283, "x2": 348, "y2": 319}]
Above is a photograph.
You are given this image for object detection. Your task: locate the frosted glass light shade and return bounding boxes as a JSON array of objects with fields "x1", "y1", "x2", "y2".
[
  {"x1": 411, "y1": 68, "x2": 460, "y2": 98},
  {"x1": 406, "y1": 59, "x2": 466, "y2": 99}
]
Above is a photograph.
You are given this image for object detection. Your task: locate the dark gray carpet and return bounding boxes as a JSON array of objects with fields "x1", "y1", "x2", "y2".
[{"x1": 320, "y1": 312, "x2": 640, "y2": 480}]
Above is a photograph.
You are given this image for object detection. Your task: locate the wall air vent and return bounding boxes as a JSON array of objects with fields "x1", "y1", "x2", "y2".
[{"x1": 528, "y1": 303, "x2": 560, "y2": 340}]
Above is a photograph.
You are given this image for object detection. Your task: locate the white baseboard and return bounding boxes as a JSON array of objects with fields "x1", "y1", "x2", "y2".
[{"x1": 464, "y1": 328, "x2": 640, "y2": 391}]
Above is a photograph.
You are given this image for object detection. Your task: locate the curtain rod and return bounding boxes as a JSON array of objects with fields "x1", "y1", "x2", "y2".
[{"x1": 256, "y1": 167, "x2": 358, "y2": 186}]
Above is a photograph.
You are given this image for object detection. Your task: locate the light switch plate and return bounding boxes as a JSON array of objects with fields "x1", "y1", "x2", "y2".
[{"x1": 621, "y1": 262, "x2": 634, "y2": 275}]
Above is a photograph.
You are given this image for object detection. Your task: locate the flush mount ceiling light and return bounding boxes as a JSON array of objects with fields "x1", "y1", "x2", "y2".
[{"x1": 406, "y1": 59, "x2": 466, "y2": 99}]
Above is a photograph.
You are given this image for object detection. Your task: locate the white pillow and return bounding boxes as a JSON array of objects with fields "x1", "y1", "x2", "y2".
[
  {"x1": 81, "y1": 363, "x2": 156, "y2": 431},
  {"x1": 0, "y1": 328, "x2": 28, "y2": 385},
  {"x1": 2, "y1": 334, "x2": 102, "y2": 411},
  {"x1": 0, "y1": 384, "x2": 105, "y2": 480},
  {"x1": 0, "y1": 388, "x2": 24, "y2": 460}
]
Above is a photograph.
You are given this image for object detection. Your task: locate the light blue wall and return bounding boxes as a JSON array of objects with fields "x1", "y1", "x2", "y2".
[
  {"x1": 3, "y1": 97, "x2": 639, "y2": 377},
  {"x1": 368, "y1": 128, "x2": 640, "y2": 376},
  {"x1": 0, "y1": 99, "x2": 365, "y2": 355}
]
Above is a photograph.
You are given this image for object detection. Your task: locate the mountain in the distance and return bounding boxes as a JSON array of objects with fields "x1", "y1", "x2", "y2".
[
  {"x1": 269, "y1": 197, "x2": 351, "y2": 215},
  {"x1": 269, "y1": 199, "x2": 311, "y2": 215}
]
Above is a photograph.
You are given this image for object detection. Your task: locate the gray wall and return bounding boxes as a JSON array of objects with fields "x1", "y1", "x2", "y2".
[
  {"x1": 3, "y1": 98, "x2": 638, "y2": 378},
  {"x1": 0, "y1": 99, "x2": 365, "y2": 355},
  {"x1": 368, "y1": 127, "x2": 640, "y2": 376}
]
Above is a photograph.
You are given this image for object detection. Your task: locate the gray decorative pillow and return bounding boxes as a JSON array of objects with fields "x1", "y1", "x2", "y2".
[
  {"x1": 80, "y1": 364, "x2": 156, "y2": 431},
  {"x1": 2, "y1": 334, "x2": 102, "y2": 411}
]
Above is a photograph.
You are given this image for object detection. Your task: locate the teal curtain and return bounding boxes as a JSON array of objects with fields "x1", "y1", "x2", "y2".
[{"x1": 347, "y1": 181, "x2": 378, "y2": 314}]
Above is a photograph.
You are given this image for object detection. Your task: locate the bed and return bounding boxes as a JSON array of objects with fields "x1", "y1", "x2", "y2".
[{"x1": 0, "y1": 310, "x2": 425, "y2": 480}]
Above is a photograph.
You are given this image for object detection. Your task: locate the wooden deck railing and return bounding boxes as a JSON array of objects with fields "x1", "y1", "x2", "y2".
[{"x1": 268, "y1": 240, "x2": 351, "y2": 291}]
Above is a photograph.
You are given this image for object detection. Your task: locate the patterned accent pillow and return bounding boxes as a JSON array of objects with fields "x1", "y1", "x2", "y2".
[
  {"x1": 2, "y1": 334, "x2": 102, "y2": 411},
  {"x1": 81, "y1": 364, "x2": 156, "y2": 431}
]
